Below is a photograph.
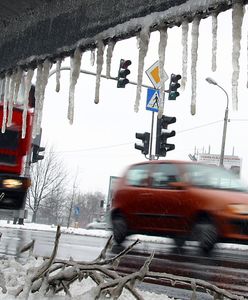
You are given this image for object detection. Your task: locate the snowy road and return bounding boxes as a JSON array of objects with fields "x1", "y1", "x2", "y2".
[{"x1": 0, "y1": 225, "x2": 247, "y2": 298}]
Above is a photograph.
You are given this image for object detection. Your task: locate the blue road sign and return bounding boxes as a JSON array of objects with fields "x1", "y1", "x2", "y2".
[
  {"x1": 146, "y1": 88, "x2": 160, "y2": 112},
  {"x1": 74, "y1": 206, "x2": 80, "y2": 216}
]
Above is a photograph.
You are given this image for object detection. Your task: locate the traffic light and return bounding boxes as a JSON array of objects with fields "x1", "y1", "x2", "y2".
[
  {"x1": 168, "y1": 74, "x2": 181, "y2": 100},
  {"x1": 117, "y1": 59, "x2": 132, "y2": 88},
  {"x1": 32, "y1": 145, "x2": 45, "y2": 163},
  {"x1": 135, "y1": 132, "x2": 150, "y2": 155},
  {"x1": 156, "y1": 115, "x2": 176, "y2": 157}
]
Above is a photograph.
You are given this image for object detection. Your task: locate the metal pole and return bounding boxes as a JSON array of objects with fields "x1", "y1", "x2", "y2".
[
  {"x1": 149, "y1": 112, "x2": 155, "y2": 160},
  {"x1": 217, "y1": 85, "x2": 229, "y2": 167},
  {"x1": 49, "y1": 67, "x2": 169, "y2": 93}
]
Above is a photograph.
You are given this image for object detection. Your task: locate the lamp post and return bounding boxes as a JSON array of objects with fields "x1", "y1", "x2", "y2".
[{"x1": 205, "y1": 77, "x2": 229, "y2": 167}]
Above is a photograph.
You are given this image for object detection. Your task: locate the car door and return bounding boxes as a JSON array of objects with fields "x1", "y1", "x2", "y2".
[
  {"x1": 149, "y1": 163, "x2": 189, "y2": 234},
  {"x1": 122, "y1": 163, "x2": 155, "y2": 232}
]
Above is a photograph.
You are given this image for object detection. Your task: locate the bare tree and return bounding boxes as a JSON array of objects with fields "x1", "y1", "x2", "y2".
[{"x1": 27, "y1": 148, "x2": 67, "y2": 223}]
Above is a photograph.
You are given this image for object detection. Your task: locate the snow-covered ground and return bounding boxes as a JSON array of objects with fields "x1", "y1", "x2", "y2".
[
  {"x1": 0, "y1": 220, "x2": 248, "y2": 299},
  {"x1": 0, "y1": 220, "x2": 174, "y2": 299}
]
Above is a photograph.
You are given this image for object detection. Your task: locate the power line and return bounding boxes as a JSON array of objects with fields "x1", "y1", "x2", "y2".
[{"x1": 48, "y1": 118, "x2": 248, "y2": 154}]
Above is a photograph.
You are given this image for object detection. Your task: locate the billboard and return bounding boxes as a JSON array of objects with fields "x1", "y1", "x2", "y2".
[{"x1": 198, "y1": 153, "x2": 241, "y2": 175}]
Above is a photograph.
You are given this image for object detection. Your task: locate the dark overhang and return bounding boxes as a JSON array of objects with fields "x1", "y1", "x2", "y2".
[{"x1": 0, "y1": 0, "x2": 245, "y2": 76}]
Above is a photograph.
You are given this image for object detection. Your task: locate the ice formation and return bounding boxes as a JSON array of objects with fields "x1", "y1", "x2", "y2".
[
  {"x1": 232, "y1": 0, "x2": 244, "y2": 111},
  {"x1": 1, "y1": 75, "x2": 10, "y2": 133},
  {"x1": 22, "y1": 69, "x2": 34, "y2": 138},
  {"x1": 190, "y1": 17, "x2": 201, "y2": 116},
  {"x1": 106, "y1": 41, "x2": 116, "y2": 79},
  {"x1": 55, "y1": 58, "x2": 62, "y2": 93},
  {"x1": 0, "y1": 1, "x2": 247, "y2": 138},
  {"x1": 68, "y1": 48, "x2": 83, "y2": 124},
  {"x1": 134, "y1": 27, "x2": 150, "y2": 113},
  {"x1": 94, "y1": 40, "x2": 105, "y2": 104},
  {"x1": 158, "y1": 28, "x2": 168, "y2": 119},
  {"x1": 211, "y1": 13, "x2": 218, "y2": 72},
  {"x1": 181, "y1": 20, "x2": 189, "y2": 91}
]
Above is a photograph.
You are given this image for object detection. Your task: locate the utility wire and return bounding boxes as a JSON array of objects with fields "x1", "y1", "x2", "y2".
[{"x1": 49, "y1": 119, "x2": 229, "y2": 154}]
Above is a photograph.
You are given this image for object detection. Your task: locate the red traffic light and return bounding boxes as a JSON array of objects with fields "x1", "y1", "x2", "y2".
[{"x1": 120, "y1": 59, "x2": 132, "y2": 69}]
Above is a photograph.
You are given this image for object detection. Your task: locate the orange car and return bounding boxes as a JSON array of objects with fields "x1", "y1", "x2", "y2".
[{"x1": 111, "y1": 160, "x2": 248, "y2": 252}]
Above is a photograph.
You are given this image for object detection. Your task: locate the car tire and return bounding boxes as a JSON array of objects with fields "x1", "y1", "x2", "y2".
[
  {"x1": 192, "y1": 220, "x2": 218, "y2": 253},
  {"x1": 112, "y1": 216, "x2": 127, "y2": 244},
  {"x1": 174, "y1": 237, "x2": 185, "y2": 248}
]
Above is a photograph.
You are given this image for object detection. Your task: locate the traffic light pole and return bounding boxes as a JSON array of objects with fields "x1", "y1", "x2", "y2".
[
  {"x1": 149, "y1": 112, "x2": 155, "y2": 160},
  {"x1": 48, "y1": 67, "x2": 170, "y2": 93}
]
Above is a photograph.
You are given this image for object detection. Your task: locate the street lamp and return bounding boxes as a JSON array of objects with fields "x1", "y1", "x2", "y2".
[{"x1": 205, "y1": 77, "x2": 229, "y2": 167}]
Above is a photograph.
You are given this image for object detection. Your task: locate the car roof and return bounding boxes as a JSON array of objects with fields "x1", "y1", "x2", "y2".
[{"x1": 130, "y1": 160, "x2": 197, "y2": 166}]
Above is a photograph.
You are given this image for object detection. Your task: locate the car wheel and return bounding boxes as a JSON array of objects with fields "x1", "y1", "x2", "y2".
[
  {"x1": 112, "y1": 216, "x2": 127, "y2": 244},
  {"x1": 174, "y1": 237, "x2": 185, "y2": 248},
  {"x1": 192, "y1": 220, "x2": 218, "y2": 253}
]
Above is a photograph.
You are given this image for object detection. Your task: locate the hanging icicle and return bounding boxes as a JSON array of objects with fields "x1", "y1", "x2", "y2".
[
  {"x1": 232, "y1": 0, "x2": 244, "y2": 110},
  {"x1": 67, "y1": 48, "x2": 82, "y2": 124},
  {"x1": 134, "y1": 27, "x2": 150, "y2": 113},
  {"x1": 7, "y1": 71, "x2": 17, "y2": 127},
  {"x1": 13, "y1": 67, "x2": 23, "y2": 104},
  {"x1": 181, "y1": 21, "x2": 189, "y2": 90},
  {"x1": 22, "y1": 69, "x2": 34, "y2": 138},
  {"x1": 181, "y1": 21, "x2": 189, "y2": 91},
  {"x1": 2, "y1": 75, "x2": 10, "y2": 133},
  {"x1": 157, "y1": 27, "x2": 168, "y2": 119},
  {"x1": 55, "y1": 58, "x2": 62, "y2": 93},
  {"x1": 32, "y1": 64, "x2": 43, "y2": 138},
  {"x1": 0, "y1": 77, "x2": 4, "y2": 101},
  {"x1": 211, "y1": 13, "x2": 218, "y2": 72},
  {"x1": 94, "y1": 40, "x2": 105, "y2": 104},
  {"x1": 190, "y1": 17, "x2": 201, "y2": 116},
  {"x1": 90, "y1": 49, "x2": 95, "y2": 66},
  {"x1": 36, "y1": 59, "x2": 51, "y2": 136},
  {"x1": 106, "y1": 40, "x2": 116, "y2": 79}
]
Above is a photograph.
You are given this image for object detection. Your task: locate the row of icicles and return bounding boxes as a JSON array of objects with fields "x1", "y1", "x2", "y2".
[{"x1": 0, "y1": 1, "x2": 246, "y2": 139}]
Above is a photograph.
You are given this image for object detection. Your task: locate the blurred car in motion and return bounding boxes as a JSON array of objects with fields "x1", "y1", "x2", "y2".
[
  {"x1": 86, "y1": 219, "x2": 111, "y2": 230},
  {"x1": 111, "y1": 160, "x2": 248, "y2": 253}
]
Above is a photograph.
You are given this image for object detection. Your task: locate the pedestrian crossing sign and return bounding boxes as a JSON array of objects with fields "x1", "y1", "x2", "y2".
[{"x1": 146, "y1": 88, "x2": 160, "y2": 112}]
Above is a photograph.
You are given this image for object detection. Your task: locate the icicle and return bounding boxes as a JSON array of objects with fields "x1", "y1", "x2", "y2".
[
  {"x1": 0, "y1": 78, "x2": 3, "y2": 100},
  {"x1": 190, "y1": 17, "x2": 201, "y2": 116},
  {"x1": 36, "y1": 59, "x2": 51, "y2": 136},
  {"x1": 7, "y1": 72, "x2": 17, "y2": 127},
  {"x1": 2, "y1": 75, "x2": 10, "y2": 133},
  {"x1": 22, "y1": 69, "x2": 34, "y2": 138},
  {"x1": 106, "y1": 41, "x2": 116, "y2": 79},
  {"x1": 94, "y1": 40, "x2": 105, "y2": 104},
  {"x1": 67, "y1": 48, "x2": 82, "y2": 124},
  {"x1": 157, "y1": 28, "x2": 168, "y2": 119},
  {"x1": 32, "y1": 64, "x2": 43, "y2": 138},
  {"x1": 134, "y1": 27, "x2": 150, "y2": 113},
  {"x1": 246, "y1": 7, "x2": 248, "y2": 88},
  {"x1": 181, "y1": 20, "x2": 189, "y2": 91},
  {"x1": 55, "y1": 58, "x2": 62, "y2": 93},
  {"x1": 90, "y1": 49, "x2": 95, "y2": 66},
  {"x1": 212, "y1": 13, "x2": 218, "y2": 72},
  {"x1": 13, "y1": 67, "x2": 23, "y2": 104},
  {"x1": 232, "y1": 0, "x2": 244, "y2": 110}
]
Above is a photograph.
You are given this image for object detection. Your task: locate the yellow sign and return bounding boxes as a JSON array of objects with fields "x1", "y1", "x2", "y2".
[{"x1": 145, "y1": 61, "x2": 168, "y2": 89}]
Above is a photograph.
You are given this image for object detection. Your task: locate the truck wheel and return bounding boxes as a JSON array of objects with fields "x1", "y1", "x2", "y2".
[
  {"x1": 192, "y1": 220, "x2": 218, "y2": 254},
  {"x1": 112, "y1": 216, "x2": 127, "y2": 244}
]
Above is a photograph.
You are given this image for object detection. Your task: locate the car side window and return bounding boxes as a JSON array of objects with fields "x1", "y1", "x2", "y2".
[
  {"x1": 126, "y1": 164, "x2": 150, "y2": 187},
  {"x1": 151, "y1": 163, "x2": 180, "y2": 188}
]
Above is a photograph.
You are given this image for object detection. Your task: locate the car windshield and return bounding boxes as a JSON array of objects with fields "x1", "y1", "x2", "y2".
[{"x1": 184, "y1": 163, "x2": 248, "y2": 192}]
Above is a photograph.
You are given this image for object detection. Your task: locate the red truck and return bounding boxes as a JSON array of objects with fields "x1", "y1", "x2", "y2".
[{"x1": 0, "y1": 86, "x2": 35, "y2": 224}]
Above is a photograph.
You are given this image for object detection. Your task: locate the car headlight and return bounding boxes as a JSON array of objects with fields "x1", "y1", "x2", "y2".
[
  {"x1": 2, "y1": 179, "x2": 23, "y2": 189},
  {"x1": 228, "y1": 204, "x2": 248, "y2": 215}
]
